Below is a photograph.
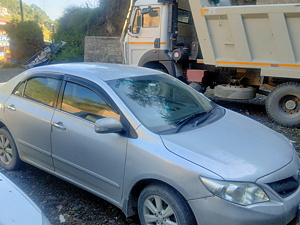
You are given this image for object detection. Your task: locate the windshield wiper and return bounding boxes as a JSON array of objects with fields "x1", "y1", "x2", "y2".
[
  {"x1": 193, "y1": 112, "x2": 211, "y2": 127},
  {"x1": 174, "y1": 111, "x2": 207, "y2": 133}
]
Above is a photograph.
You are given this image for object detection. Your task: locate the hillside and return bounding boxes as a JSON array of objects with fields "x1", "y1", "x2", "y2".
[
  {"x1": 94, "y1": 0, "x2": 130, "y2": 36},
  {"x1": 0, "y1": 0, "x2": 51, "y2": 26}
]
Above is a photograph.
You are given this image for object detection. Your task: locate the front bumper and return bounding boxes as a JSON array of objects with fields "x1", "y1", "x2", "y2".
[{"x1": 188, "y1": 192, "x2": 300, "y2": 225}]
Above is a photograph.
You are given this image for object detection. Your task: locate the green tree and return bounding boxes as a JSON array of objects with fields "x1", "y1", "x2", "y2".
[
  {"x1": 0, "y1": 0, "x2": 52, "y2": 29},
  {"x1": 5, "y1": 20, "x2": 45, "y2": 63}
]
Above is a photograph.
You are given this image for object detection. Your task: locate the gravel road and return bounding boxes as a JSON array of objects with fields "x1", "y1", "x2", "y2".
[{"x1": 0, "y1": 68, "x2": 299, "y2": 225}]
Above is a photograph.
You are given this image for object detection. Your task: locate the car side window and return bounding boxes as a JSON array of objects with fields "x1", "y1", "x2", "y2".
[
  {"x1": 14, "y1": 82, "x2": 25, "y2": 96},
  {"x1": 61, "y1": 82, "x2": 120, "y2": 122},
  {"x1": 16, "y1": 77, "x2": 60, "y2": 107}
]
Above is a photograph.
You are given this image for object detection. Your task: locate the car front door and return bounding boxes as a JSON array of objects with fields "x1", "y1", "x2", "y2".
[
  {"x1": 4, "y1": 74, "x2": 62, "y2": 170},
  {"x1": 51, "y1": 76, "x2": 127, "y2": 202}
]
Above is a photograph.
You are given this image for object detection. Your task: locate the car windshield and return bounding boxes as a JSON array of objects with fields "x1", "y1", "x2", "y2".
[{"x1": 107, "y1": 74, "x2": 215, "y2": 134}]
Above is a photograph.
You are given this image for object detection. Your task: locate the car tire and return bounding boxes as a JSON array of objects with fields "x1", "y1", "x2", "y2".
[
  {"x1": 266, "y1": 82, "x2": 300, "y2": 127},
  {"x1": 138, "y1": 183, "x2": 196, "y2": 225},
  {"x1": 0, "y1": 128, "x2": 21, "y2": 170}
]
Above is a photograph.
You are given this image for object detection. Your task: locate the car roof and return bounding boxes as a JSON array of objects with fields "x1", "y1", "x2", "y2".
[{"x1": 27, "y1": 63, "x2": 164, "y2": 81}]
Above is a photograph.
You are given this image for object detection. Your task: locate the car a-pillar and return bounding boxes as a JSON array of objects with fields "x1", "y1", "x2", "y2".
[{"x1": 266, "y1": 82, "x2": 300, "y2": 128}]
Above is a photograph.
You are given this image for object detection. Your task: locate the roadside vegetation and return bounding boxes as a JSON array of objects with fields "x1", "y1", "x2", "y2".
[
  {"x1": 5, "y1": 21, "x2": 45, "y2": 64},
  {"x1": 52, "y1": 0, "x2": 130, "y2": 62}
]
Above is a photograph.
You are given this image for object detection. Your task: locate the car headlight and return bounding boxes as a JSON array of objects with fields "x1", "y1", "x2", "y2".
[{"x1": 200, "y1": 177, "x2": 269, "y2": 206}]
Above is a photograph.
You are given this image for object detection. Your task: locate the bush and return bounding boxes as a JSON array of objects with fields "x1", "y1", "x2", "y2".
[{"x1": 5, "y1": 21, "x2": 45, "y2": 64}]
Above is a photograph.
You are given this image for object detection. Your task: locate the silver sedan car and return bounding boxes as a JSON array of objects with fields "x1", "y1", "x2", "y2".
[
  {"x1": 0, "y1": 63, "x2": 299, "y2": 225},
  {"x1": 0, "y1": 172, "x2": 51, "y2": 225}
]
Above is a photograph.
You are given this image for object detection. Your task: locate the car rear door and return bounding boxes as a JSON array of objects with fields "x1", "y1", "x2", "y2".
[
  {"x1": 4, "y1": 74, "x2": 63, "y2": 170},
  {"x1": 50, "y1": 76, "x2": 128, "y2": 202}
]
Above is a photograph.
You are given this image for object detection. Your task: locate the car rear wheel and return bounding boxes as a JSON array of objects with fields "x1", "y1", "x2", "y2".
[
  {"x1": 138, "y1": 183, "x2": 196, "y2": 225},
  {"x1": 0, "y1": 128, "x2": 21, "y2": 170}
]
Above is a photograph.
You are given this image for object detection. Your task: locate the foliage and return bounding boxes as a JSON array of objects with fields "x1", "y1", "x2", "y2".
[
  {"x1": 5, "y1": 21, "x2": 45, "y2": 63},
  {"x1": 52, "y1": 0, "x2": 130, "y2": 63},
  {"x1": 52, "y1": 6, "x2": 101, "y2": 62},
  {"x1": 97, "y1": 0, "x2": 130, "y2": 36}
]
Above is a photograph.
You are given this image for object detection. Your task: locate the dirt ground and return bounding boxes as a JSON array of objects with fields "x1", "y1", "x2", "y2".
[{"x1": 0, "y1": 67, "x2": 299, "y2": 225}]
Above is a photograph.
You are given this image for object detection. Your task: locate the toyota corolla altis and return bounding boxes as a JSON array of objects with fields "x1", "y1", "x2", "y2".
[{"x1": 0, "y1": 63, "x2": 299, "y2": 225}]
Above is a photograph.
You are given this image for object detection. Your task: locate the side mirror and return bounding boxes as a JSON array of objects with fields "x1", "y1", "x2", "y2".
[
  {"x1": 94, "y1": 117, "x2": 123, "y2": 134},
  {"x1": 142, "y1": 6, "x2": 152, "y2": 14}
]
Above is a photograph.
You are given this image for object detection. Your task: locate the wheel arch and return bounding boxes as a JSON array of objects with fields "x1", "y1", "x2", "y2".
[
  {"x1": 137, "y1": 50, "x2": 176, "y2": 76},
  {"x1": 123, "y1": 178, "x2": 194, "y2": 218},
  {"x1": 0, "y1": 120, "x2": 16, "y2": 137},
  {"x1": 142, "y1": 61, "x2": 169, "y2": 74},
  {"x1": 0, "y1": 121, "x2": 7, "y2": 129}
]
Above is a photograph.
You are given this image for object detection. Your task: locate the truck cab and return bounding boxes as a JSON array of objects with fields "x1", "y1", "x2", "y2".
[{"x1": 124, "y1": 0, "x2": 198, "y2": 77}]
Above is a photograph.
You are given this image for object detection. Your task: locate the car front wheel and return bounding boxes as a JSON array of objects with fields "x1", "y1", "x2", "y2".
[
  {"x1": 138, "y1": 183, "x2": 196, "y2": 225},
  {"x1": 0, "y1": 128, "x2": 21, "y2": 170}
]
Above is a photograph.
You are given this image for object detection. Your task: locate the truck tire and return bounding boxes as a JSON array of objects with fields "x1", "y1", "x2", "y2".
[{"x1": 266, "y1": 82, "x2": 300, "y2": 127}]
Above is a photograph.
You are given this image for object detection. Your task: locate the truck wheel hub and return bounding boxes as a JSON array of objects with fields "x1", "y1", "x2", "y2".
[{"x1": 285, "y1": 100, "x2": 296, "y2": 110}]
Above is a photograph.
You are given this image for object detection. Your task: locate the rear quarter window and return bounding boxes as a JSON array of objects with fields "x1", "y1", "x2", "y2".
[{"x1": 14, "y1": 77, "x2": 60, "y2": 107}]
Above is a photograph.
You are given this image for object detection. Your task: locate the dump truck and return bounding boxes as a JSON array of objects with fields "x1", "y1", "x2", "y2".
[{"x1": 121, "y1": 0, "x2": 300, "y2": 127}]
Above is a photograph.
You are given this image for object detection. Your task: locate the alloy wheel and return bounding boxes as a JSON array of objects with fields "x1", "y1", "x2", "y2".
[
  {"x1": 0, "y1": 134, "x2": 13, "y2": 165},
  {"x1": 143, "y1": 195, "x2": 178, "y2": 225}
]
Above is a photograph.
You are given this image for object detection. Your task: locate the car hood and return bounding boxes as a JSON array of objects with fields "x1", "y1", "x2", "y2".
[
  {"x1": 0, "y1": 173, "x2": 49, "y2": 225},
  {"x1": 160, "y1": 109, "x2": 295, "y2": 182}
]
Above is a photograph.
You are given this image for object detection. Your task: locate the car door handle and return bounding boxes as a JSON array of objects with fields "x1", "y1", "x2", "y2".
[
  {"x1": 6, "y1": 105, "x2": 16, "y2": 111},
  {"x1": 52, "y1": 122, "x2": 66, "y2": 130}
]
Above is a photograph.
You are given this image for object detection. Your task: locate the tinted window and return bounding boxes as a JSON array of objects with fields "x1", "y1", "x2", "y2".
[
  {"x1": 61, "y1": 82, "x2": 120, "y2": 122},
  {"x1": 143, "y1": 8, "x2": 160, "y2": 28},
  {"x1": 23, "y1": 77, "x2": 59, "y2": 106}
]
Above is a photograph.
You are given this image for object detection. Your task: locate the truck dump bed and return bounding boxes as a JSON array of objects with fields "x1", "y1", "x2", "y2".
[{"x1": 190, "y1": 0, "x2": 300, "y2": 78}]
